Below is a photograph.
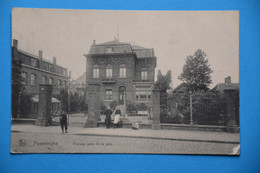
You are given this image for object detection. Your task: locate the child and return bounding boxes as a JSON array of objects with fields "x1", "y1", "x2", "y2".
[{"x1": 113, "y1": 109, "x2": 121, "y2": 128}]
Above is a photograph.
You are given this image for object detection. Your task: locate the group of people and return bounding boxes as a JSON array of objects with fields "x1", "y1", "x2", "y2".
[
  {"x1": 104, "y1": 106, "x2": 122, "y2": 129},
  {"x1": 58, "y1": 106, "x2": 122, "y2": 133}
]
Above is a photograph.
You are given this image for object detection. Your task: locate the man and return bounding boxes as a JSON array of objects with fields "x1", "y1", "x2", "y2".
[
  {"x1": 60, "y1": 111, "x2": 68, "y2": 133},
  {"x1": 104, "y1": 106, "x2": 113, "y2": 128}
]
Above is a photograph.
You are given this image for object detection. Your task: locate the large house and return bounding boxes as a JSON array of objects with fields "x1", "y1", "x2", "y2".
[
  {"x1": 84, "y1": 39, "x2": 157, "y2": 107},
  {"x1": 12, "y1": 39, "x2": 68, "y2": 117}
]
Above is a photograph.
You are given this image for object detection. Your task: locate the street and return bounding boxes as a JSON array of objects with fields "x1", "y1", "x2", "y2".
[{"x1": 11, "y1": 132, "x2": 238, "y2": 155}]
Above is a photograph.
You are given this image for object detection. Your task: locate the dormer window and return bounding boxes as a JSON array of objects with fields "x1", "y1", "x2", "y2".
[
  {"x1": 105, "y1": 48, "x2": 113, "y2": 54},
  {"x1": 31, "y1": 58, "x2": 36, "y2": 67},
  {"x1": 49, "y1": 65, "x2": 54, "y2": 72}
]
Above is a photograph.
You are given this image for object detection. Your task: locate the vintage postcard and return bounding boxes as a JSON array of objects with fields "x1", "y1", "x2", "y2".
[{"x1": 11, "y1": 8, "x2": 239, "y2": 154}]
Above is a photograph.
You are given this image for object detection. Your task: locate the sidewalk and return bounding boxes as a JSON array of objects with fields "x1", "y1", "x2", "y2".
[{"x1": 11, "y1": 124, "x2": 240, "y2": 144}]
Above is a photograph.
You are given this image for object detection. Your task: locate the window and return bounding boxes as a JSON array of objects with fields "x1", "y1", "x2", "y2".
[
  {"x1": 30, "y1": 74, "x2": 36, "y2": 85},
  {"x1": 48, "y1": 78, "x2": 53, "y2": 85},
  {"x1": 41, "y1": 76, "x2": 47, "y2": 84},
  {"x1": 63, "y1": 69, "x2": 67, "y2": 76},
  {"x1": 21, "y1": 72, "x2": 27, "y2": 84},
  {"x1": 119, "y1": 64, "x2": 126, "y2": 78},
  {"x1": 49, "y1": 65, "x2": 54, "y2": 72},
  {"x1": 105, "y1": 89, "x2": 112, "y2": 100},
  {"x1": 63, "y1": 81, "x2": 67, "y2": 87},
  {"x1": 106, "y1": 64, "x2": 113, "y2": 78},
  {"x1": 141, "y1": 68, "x2": 148, "y2": 80},
  {"x1": 105, "y1": 48, "x2": 113, "y2": 54},
  {"x1": 57, "y1": 80, "x2": 61, "y2": 86},
  {"x1": 135, "y1": 86, "x2": 151, "y2": 102},
  {"x1": 31, "y1": 58, "x2": 36, "y2": 67},
  {"x1": 93, "y1": 65, "x2": 99, "y2": 78}
]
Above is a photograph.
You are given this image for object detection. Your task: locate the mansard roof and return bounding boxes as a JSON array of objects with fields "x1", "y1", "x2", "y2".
[{"x1": 88, "y1": 39, "x2": 155, "y2": 58}]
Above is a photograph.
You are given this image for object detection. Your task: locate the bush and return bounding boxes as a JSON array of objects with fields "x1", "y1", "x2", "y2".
[
  {"x1": 127, "y1": 103, "x2": 138, "y2": 116},
  {"x1": 109, "y1": 101, "x2": 118, "y2": 110},
  {"x1": 175, "y1": 91, "x2": 225, "y2": 125},
  {"x1": 19, "y1": 93, "x2": 33, "y2": 118},
  {"x1": 100, "y1": 102, "x2": 106, "y2": 115},
  {"x1": 160, "y1": 109, "x2": 183, "y2": 124},
  {"x1": 137, "y1": 103, "x2": 148, "y2": 111}
]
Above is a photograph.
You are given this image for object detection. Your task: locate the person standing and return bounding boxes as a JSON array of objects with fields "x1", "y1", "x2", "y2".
[
  {"x1": 113, "y1": 109, "x2": 121, "y2": 128},
  {"x1": 60, "y1": 111, "x2": 68, "y2": 133},
  {"x1": 104, "y1": 106, "x2": 112, "y2": 128}
]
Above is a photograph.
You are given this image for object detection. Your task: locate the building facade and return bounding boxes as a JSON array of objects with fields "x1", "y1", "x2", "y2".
[
  {"x1": 85, "y1": 39, "x2": 157, "y2": 107},
  {"x1": 12, "y1": 39, "x2": 68, "y2": 116}
]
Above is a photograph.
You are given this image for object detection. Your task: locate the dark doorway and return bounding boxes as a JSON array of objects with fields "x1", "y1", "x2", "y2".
[{"x1": 119, "y1": 86, "x2": 126, "y2": 105}]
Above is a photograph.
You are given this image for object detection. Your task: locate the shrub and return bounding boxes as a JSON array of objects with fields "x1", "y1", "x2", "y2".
[
  {"x1": 137, "y1": 103, "x2": 148, "y2": 111},
  {"x1": 127, "y1": 103, "x2": 138, "y2": 116},
  {"x1": 109, "y1": 101, "x2": 118, "y2": 110}
]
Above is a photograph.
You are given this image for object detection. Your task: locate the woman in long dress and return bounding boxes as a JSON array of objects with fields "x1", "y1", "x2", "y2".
[{"x1": 113, "y1": 109, "x2": 121, "y2": 128}]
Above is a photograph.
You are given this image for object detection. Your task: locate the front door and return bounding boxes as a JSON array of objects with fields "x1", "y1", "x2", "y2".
[{"x1": 119, "y1": 86, "x2": 126, "y2": 105}]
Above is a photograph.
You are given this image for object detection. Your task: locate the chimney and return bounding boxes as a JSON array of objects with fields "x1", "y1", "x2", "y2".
[
  {"x1": 93, "y1": 40, "x2": 96, "y2": 45},
  {"x1": 13, "y1": 39, "x2": 18, "y2": 48},
  {"x1": 53, "y1": 56, "x2": 56, "y2": 66},
  {"x1": 151, "y1": 48, "x2": 154, "y2": 57},
  {"x1": 225, "y1": 76, "x2": 231, "y2": 85},
  {"x1": 12, "y1": 39, "x2": 18, "y2": 60},
  {"x1": 39, "y1": 50, "x2": 43, "y2": 61}
]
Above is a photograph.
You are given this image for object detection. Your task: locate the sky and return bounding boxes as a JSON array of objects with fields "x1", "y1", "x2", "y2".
[{"x1": 12, "y1": 8, "x2": 239, "y2": 88}]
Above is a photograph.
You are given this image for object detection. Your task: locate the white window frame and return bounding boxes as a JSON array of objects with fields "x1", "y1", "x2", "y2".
[
  {"x1": 93, "y1": 65, "x2": 99, "y2": 78},
  {"x1": 105, "y1": 89, "x2": 113, "y2": 101},
  {"x1": 30, "y1": 74, "x2": 36, "y2": 86},
  {"x1": 106, "y1": 65, "x2": 113, "y2": 78},
  {"x1": 141, "y1": 70, "x2": 148, "y2": 80},
  {"x1": 31, "y1": 58, "x2": 36, "y2": 67},
  {"x1": 41, "y1": 76, "x2": 47, "y2": 84},
  {"x1": 48, "y1": 78, "x2": 53, "y2": 85},
  {"x1": 22, "y1": 72, "x2": 27, "y2": 84},
  {"x1": 119, "y1": 64, "x2": 126, "y2": 78}
]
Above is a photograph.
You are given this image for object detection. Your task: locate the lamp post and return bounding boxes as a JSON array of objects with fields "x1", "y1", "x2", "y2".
[
  {"x1": 189, "y1": 90, "x2": 193, "y2": 125},
  {"x1": 123, "y1": 90, "x2": 126, "y2": 117}
]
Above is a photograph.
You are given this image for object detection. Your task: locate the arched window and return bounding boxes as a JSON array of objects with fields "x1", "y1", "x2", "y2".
[
  {"x1": 48, "y1": 78, "x2": 53, "y2": 85},
  {"x1": 93, "y1": 65, "x2": 99, "y2": 78},
  {"x1": 141, "y1": 68, "x2": 148, "y2": 81},
  {"x1": 41, "y1": 76, "x2": 47, "y2": 84},
  {"x1": 119, "y1": 64, "x2": 126, "y2": 78},
  {"x1": 30, "y1": 74, "x2": 36, "y2": 86},
  {"x1": 106, "y1": 64, "x2": 113, "y2": 78},
  {"x1": 22, "y1": 72, "x2": 27, "y2": 84}
]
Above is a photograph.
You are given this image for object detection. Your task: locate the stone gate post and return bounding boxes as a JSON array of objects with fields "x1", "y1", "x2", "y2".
[
  {"x1": 152, "y1": 89, "x2": 161, "y2": 130},
  {"x1": 84, "y1": 84, "x2": 100, "y2": 127},
  {"x1": 224, "y1": 89, "x2": 239, "y2": 132},
  {"x1": 35, "y1": 84, "x2": 52, "y2": 126}
]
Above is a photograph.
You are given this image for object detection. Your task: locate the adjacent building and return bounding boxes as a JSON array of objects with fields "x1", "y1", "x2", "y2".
[
  {"x1": 85, "y1": 39, "x2": 157, "y2": 107},
  {"x1": 211, "y1": 76, "x2": 239, "y2": 93},
  {"x1": 12, "y1": 39, "x2": 68, "y2": 116}
]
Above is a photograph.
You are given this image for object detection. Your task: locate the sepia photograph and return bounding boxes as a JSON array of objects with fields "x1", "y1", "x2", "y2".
[{"x1": 11, "y1": 8, "x2": 239, "y2": 154}]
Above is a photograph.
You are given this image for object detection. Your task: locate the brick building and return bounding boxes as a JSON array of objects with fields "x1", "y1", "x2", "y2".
[
  {"x1": 85, "y1": 39, "x2": 157, "y2": 107},
  {"x1": 12, "y1": 39, "x2": 68, "y2": 116}
]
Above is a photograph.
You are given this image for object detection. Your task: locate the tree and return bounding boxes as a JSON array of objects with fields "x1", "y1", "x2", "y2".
[
  {"x1": 154, "y1": 70, "x2": 172, "y2": 107},
  {"x1": 154, "y1": 70, "x2": 172, "y2": 92},
  {"x1": 55, "y1": 88, "x2": 68, "y2": 112},
  {"x1": 178, "y1": 49, "x2": 213, "y2": 91},
  {"x1": 11, "y1": 53, "x2": 23, "y2": 118}
]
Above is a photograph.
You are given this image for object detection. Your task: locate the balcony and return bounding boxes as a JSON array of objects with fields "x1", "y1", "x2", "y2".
[
  {"x1": 133, "y1": 79, "x2": 154, "y2": 83},
  {"x1": 101, "y1": 78, "x2": 116, "y2": 84}
]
